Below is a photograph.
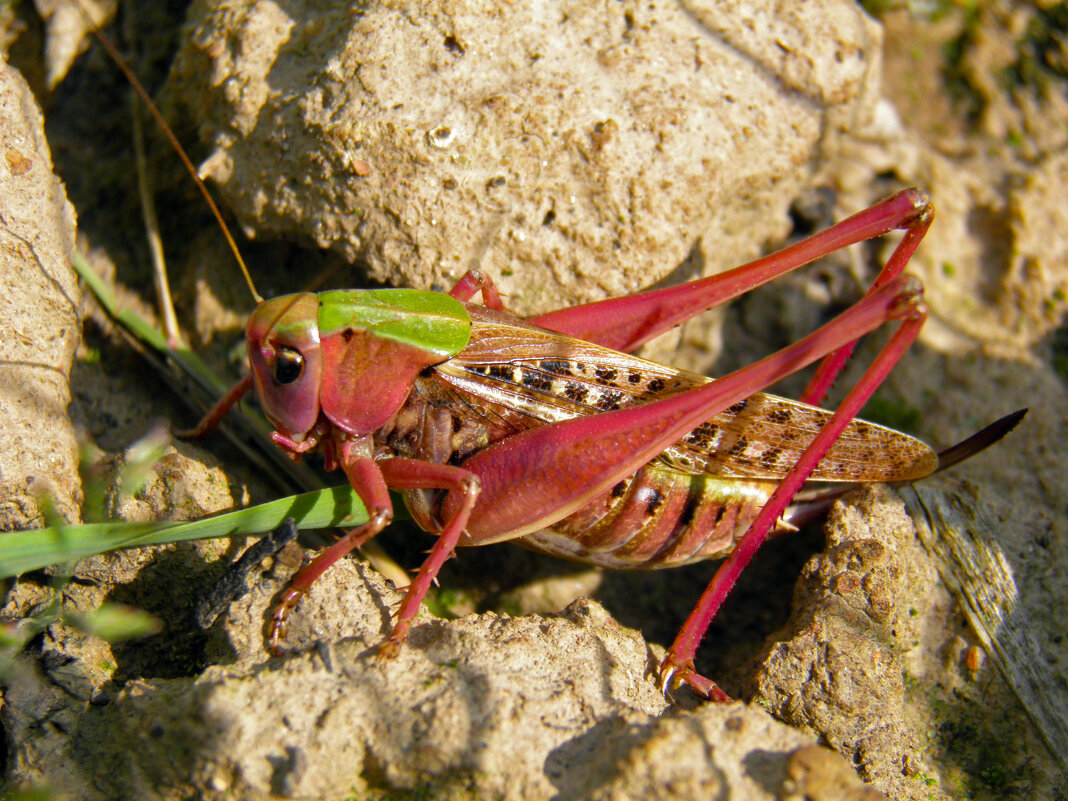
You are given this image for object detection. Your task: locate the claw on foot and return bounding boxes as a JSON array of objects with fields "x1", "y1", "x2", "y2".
[
  {"x1": 376, "y1": 639, "x2": 401, "y2": 660},
  {"x1": 377, "y1": 625, "x2": 410, "y2": 660},
  {"x1": 654, "y1": 657, "x2": 732, "y2": 703},
  {"x1": 268, "y1": 587, "x2": 306, "y2": 655}
]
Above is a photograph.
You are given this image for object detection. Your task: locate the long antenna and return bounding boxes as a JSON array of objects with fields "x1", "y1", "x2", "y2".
[{"x1": 71, "y1": 0, "x2": 263, "y2": 304}]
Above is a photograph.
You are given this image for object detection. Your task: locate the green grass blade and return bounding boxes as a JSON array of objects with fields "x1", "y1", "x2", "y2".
[
  {"x1": 0, "y1": 485, "x2": 367, "y2": 578},
  {"x1": 73, "y1": 251, "x2": 230, "y2": 396}
]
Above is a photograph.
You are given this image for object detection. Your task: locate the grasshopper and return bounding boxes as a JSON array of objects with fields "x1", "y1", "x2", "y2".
[
  {"x1": 195, "y1": 187, "x2": 947, "y2": 700},
  {"x1": 75, "y1": 4, "x2": 1019, "y2": 702}
]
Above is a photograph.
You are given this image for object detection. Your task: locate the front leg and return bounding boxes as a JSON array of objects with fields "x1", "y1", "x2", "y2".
[
  {"x1": 375, "y1": 458, "x2": 481, "y2": 654},
  {"x1": 268, "y1": 443, "x2": 392, "y2": 651},
  {"x1": 269, "y1": 446, "x2": 479, "y2": 654}
]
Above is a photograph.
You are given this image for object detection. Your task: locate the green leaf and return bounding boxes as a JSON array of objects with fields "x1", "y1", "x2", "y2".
[{"x1": 0, "y1": 485, "x2": 368, "y2": 578}]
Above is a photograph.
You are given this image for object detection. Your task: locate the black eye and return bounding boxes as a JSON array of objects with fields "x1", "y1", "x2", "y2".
[{"x1": 273, "y1": 346, "x2": 304, "y2": 385}]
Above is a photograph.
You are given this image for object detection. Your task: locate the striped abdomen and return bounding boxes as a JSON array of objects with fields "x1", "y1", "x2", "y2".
[{"x1": 520, "y1": 465, "x2": 780, "y2": 569}]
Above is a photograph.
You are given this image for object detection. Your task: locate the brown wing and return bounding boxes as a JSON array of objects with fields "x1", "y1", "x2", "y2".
[{"x1": 429, "y1": 306, "x2": 937, "y2": 483}]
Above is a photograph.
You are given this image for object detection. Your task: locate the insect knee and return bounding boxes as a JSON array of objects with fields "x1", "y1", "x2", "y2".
[
  {"x1": 460, "y1": 474, "x2": 481, "y2": 498},
  {"x1": 368, "y1": 506, "x2": 393, "y2": 530}
]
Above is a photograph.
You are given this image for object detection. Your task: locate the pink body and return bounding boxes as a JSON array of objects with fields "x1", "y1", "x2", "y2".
[{"x1": 239, "y1": 189, "x2": 935, "y2": 699}]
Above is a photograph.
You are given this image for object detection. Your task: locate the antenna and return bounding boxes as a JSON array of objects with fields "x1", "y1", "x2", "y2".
[{"x1": 71, "y1": 0, "x2": 263, "y2": 304}]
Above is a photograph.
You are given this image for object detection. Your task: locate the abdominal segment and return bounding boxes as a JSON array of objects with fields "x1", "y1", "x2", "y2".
[{"x1": 518, "y1": 465, "x2": 781, "y2": 570}]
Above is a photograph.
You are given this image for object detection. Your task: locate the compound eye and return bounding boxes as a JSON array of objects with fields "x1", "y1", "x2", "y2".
[{"x1": 273, "y1": 346, "x2": 305, "y2": 385}]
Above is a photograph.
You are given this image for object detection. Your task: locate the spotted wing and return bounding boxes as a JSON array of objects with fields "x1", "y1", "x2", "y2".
[{"x1": 429, "y1": 306, "x2": 937, "y2": 483}]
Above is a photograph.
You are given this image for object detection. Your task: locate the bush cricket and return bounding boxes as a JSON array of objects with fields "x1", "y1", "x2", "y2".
[{"x1": 76, "y1": 3, "x2": 1023, "y2": 702}]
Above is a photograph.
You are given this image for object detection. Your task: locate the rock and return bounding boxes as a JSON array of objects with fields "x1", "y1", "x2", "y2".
[
  {"x1": 751, "y1": 485, "x2": 943, "y2": 801},
  {"x1": 165, "y1": 0, "x2": 884, "y2": 317},
  {"x1": 0, "y1": 55, "x2": 82, "y2": 529},
  {"x1": 11, "y1": 557, "x2": 879, "y2": 801}
]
